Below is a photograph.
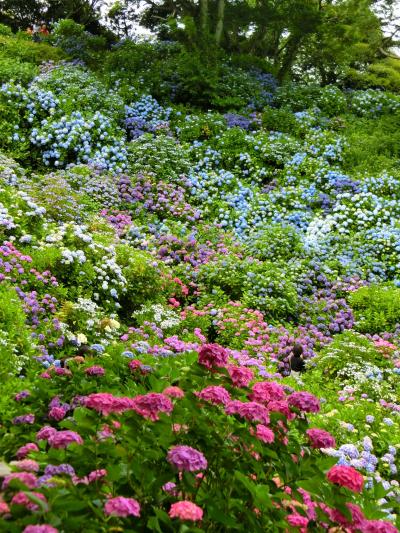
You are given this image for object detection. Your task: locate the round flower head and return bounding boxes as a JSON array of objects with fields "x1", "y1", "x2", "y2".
[
  {"x1": 169, "y1": 501, "x2": 203, "y2": 521},
  {"x1": 327, "y1": 465, "x2": 364, "y2": 492},
  {"x1": 11, "y1": 459, "x2": 40, "y2": 472},
  {"x1": 11, "y1": 491, "x2": 47, "y2": 511},
  {"x1": 228, "y1": 365, "x2": 254, "y2": 388},
  {"x1": 36, "y1": 426, "x2": 57, "y2": 441},
  {"x1": 0, "y1": 502, "x2": 10, "y2": 514},
  {"x1": 287, "y1": 514, "x2": 308, "y2": 528},
  {"x1": 84, "y1": 393, "x2": 135, "y2": 416},
  {"x1": 132, "y1": 393, "x2": 173, "y2": 421},
  {"x1": 198, "y1": 343, "x2": 228, "y2": 369},
  {"x1": 306, "y1": 428, "x2": 336, "y2": 449},
  {"x1": 85, "y1": 365, "x2": 105, "y2": 376},
  {"x1": 250, "y1": 381, "x2": 285, "y2": 403},
  {"x1": 104, "y1": 496, "x2": 140, "y2": 517},
  {"x1": 163, "y1": 386, "x2": 185, "y2": 398},
  {"x1": 48, "y1": 430, "x2": 83, "y2": 449},
  {"x1": 226, "y1": 400, "x2": 270, "y2": 425},
  {"x1": 255, "y1": 424, "x2": 275, "y2": 444},
  {"x1": 197, "y1": 385, "x2": 231, "y2": 405},
  {"x1": 361, "y1": 520, "x2": 398, "y2": 533},
  {"x1": 167, "y1": 445, "x2": 208, "y2": 472},
  {"x1": 23, "y1": 525, "x2": 58, "y2": 533},
  {"x1": 48, "y1": 407, "x2": 66, "y2": 422},
  {"x1": 2, "y1": 472, "x2": 37, "y2": 490},
  {"x1": 288, "y1": 391, "x2": 320, "y2": 413},
  {"x1": 16, "y1": 443, "x2": 39, "y2": 459}
]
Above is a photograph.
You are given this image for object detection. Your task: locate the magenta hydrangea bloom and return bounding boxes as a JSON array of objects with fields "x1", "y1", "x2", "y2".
[
  {"x1": 288, "y1": 391, "x2": 320, "y2": 413},
  {"x1": 163, "y1": 386, "x2": 185, "y2": 398},
  {"x1": 85, "y1": 365, "x2": 105, "y2": 376},
  {"x1": 104, "y1": 496, "x2": 141, "y2": 517},
  {"x1": 196, "y1": 385, "x2": 231, "y2": 405},
  {"x1": 16, "y1": 443, "x2": 39, "y2": 459},
  {"x1": 225, "y1": 400, "x2": 270, "y2": 425},
  {"x1": 255, "y1": 424, "x2": 275, "y2": 444},
  {"x1": 36, "y1": 426, "x2": 57, "y2": 441},
  {"x1": 23, "y1": 526, "x2": 58, "y2": 533},
  {"x1": 250, "y1": 381, "x2": 285, "y2": 404},
  {"x1": 287, "y1": 514, "x2": 308, "y2": 527},
  {"x1": 228, "y1": 365, "x2": 254, "y2": 388},
  {"x1": 132, "y1": 393, "x2": 173, "y2": 421},
  {"x1": 169, "y1": 501, "x2": 203, "y2": 521},
  {"x1": 327, "y1": 465, "x2": 364, "y2": 493},
  {"x1": 306, "y1": 428, "x2": 336, "y2": 449},
  {"x1": 12, "y1": 459, "x2": 40, "y2": 472},
  {"x1": 267, "y1": 400, "x2": 292, "y2": 419},
  {"x1": 88, "y1": 469, "x2": 107, "y2": 483},
  {"x1": 167, "y1": 445, "x2": 208, "y2": 472},
  {"x1": 48, "y1": 430, "x2": 83, "y2": 449},
  {"x1": 198, "y1": 343, "x2": 228, "y2": 369},
  {"x1": 362, "y1": 520, "x2": 398, "y2": 533},
  {"x1": 2, "y1": 472, "x2": 37, "y2": 490},
  {"x1": 13, "y1": 414, "x2": 35, "y2": 425},
  {"x1": 11, "y1": 491, "x2": 47, "y2": 511},
  {"x1": 84, "y1": 393, "x2": 135, "y2": 416},
  {"x1": 48, "y1": 407, "x2": 66, "y2": 422}
]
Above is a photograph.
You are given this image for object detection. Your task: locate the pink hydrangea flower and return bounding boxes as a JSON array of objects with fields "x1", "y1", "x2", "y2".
[
  {"x1": 16, "y1": 443, "x2": 39, "y2": 459},
  {"x1": 11, "y1": 491, "x2": 47, "y2": 511},
  {"x1": 2, "y1": 472, "x2": 37, "y2": 490},
  {"x1": 196, "y1": 386, "x2": 231, "y2": 405},
  {"x1": 225, "y1": 400, "x2": 270, "y2": 425},
  {"x1": 163, "y1": 386, "x2": 185, "y2": 398},
  {"x1": 84, "y1": 393, "x2": 135, "y2": 416},
  {"x1": 0, "y1": 502, "x2": 10, "y2": 514},
  {"x1": 228, "y1": 365, "x2": 254, "y2": 388},
  {"x1": 36, "y1": 426, "x2": 58, "y2": 441},
  {"x1": 169, "y1": 501, "x2": 203, "y2": 521},
  {"x1": 48, "y1": 430, "x2": 83, "y2": 449},
  {"x1": 104, "y1": 496, "x2": 141, "y2": 517},
  {"x1": 267, "y1": 400, "x2": 292, "y2": 419},
  {"x1": 287, "y1": 514, "x2": 309, "y2": 527},
  {"x1": 361, "y1": 520, "x2": 398, "y2": 532},
  {"x1": 11, "y1": 460, "x2": 40, "y2": 472},
  {"x1": 255, "y1": 424, "x2": 275, "y2": 444},
  {"x1": 132, "y1": 393, "x2": 173, "y2": 421},
  {"x1": 198, "y1": 343, "x2": 228, "y2": 369},
  {"x1": 48, "y1": 407, "x2": 66, "y2": 422},
  {"x1": 250, "y1": 381, "x2": 285, "y2": 403},
  {"x1": 306, "y1": 428, "x2": 336, "y2": 449},
  {"x1": 88, "y1": 469, "x2": 107, "y2": 483},
  {"x1": 288, "y1": 392, "x2": 320, "y2": 413},
  {"x1": 327, "y1": 465, "x2": 364, "y2": 493},
  {"x1": 162, "y1": 482, "x2": 177, "y2": 495},
  {"x1": 23, "y1": 526, "x2": 58, "y2": 533},
  {"x1": 167, "y1": 445, "x2": 208, "y2": 472},
  {"x1": 85, "y1": 365, "x2": 105, "y2": 376}
]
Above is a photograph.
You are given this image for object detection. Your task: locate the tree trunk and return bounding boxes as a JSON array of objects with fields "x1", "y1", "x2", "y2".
[
  {"x1": 215, "y1": 0, "x2": 225, "y2": 46},
  {"x1": 278, "y1": 33, "x2": 303, "y2": 82},
  {"x1": 199, "y1": 0, "x2": 209, "y2": 37}
]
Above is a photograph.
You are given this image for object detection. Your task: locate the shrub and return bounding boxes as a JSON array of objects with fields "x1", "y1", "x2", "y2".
[{"x1": 348, "y1": 284, "x2": 400, "y2": 334}]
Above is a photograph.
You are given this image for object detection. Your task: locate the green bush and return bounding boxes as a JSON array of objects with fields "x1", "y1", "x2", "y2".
[{"x1": 348, "y1": 284, "x2": 400, "y2": 333}]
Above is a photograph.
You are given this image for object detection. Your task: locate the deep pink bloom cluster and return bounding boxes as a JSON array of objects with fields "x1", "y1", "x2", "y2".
[
  {"x1": 16, "y1": 443, "x2": 39, "y2": 459},
  {"x1": 88, "y1": 469, "x2": 107, "y2": 483},
  {"x1": 255, "y1": 424, "x2": 275, "y2": 444},
  {"x1": 163, "y1": 386, "x2": 185, "y2": 398},
  {"x1": 287, "y1": 514, "x2": 309, "y2": 527},
  {"x1": 198, "y1": 343, "x2": 228, "y2": 369},
  {"x1": 11, "y1": 491, "x2": 47, "y2": 511},
  {"x1": 84, "y1": 393, "x2": 135, "y2": 416},
  {"x1": 327, "y1": 465, "x2": 364, "y2": 493},
  {"x1": 85, "y1": 365, "x2": 105, "y2": 376},
  {"x1": 2, "y1": 472, "x2": 37, "y2": 490},
  {"x1": 225, "y1": 400, "x2": 270, "y2": 425},
  {"x1": 250, "y1": 381, "x2": 285, "y2": 403},
  {"x1": 132, "y1": 393, "x2": 173, "y2": 421},
  {"x1": 167, "y1": 445, "x2": 208, "y2": 472},
  {"x1": 197, "y1": 386, "x2": 231, "y2": 405},
  {"x1": 0, "y1": 502, "x2": 9, "y2": 515},
  {"x1": 169, "y1": 501, "x2": 203, "y2": 521},
  {"x1": 228, "y1": 365, "x2": 254, "y2": 388},
  {"x1": 306, "y1": 428, "x2": 336, "y2": 449},
  {"x1": 361, "y1": 520, "x2": 398, "y2": 532},
  {"x1": 23, "y1": 526, "x2": 58, "y2": 533},
  {"x1": 48, "y1": 430, "x2": 83, "y2": 449},
  {"x1": 104, "y1": 496, "x2": 141, "y2": 517},
  {"x1": 48, "y1": 407, "x2": 66, "y2": 422},
  {"x1": 36, "y1": 426, "x2": 57, "y2": 441},
  {"x1": 267, "y1": 400, "x2": 292, "y2": 419},
  {"x1": 288, "y1": 392, "x2": 321, "y2": 413}
]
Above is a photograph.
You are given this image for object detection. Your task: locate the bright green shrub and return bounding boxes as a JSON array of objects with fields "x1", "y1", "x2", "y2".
[{"x1": 348, "y1": 284, "x2": 400, "y2": 334}]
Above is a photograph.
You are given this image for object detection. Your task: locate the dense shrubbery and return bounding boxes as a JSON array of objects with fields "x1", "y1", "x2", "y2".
[{"x1": 0, "y1": 26, "x2": 399, "y2": 532}]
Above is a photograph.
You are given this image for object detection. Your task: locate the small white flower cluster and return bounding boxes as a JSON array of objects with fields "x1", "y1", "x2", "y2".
[{"x1": 61, "y1": 249, "x2": 87, "y2": 265}]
